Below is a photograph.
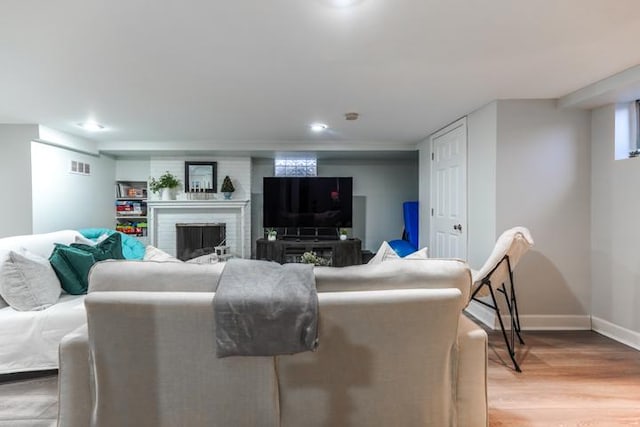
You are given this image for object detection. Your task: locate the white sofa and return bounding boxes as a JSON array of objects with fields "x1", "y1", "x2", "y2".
[
  {"x1": 0, "y1": 230, "x2": 87, "y2": 374},
  {"x1": 58, "y1": 258, "x2": 488, "y2": 427}
]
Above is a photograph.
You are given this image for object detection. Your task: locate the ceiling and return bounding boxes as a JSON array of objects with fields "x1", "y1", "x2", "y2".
[{"x1": 2, "y1": 0, "x2": 640, "y2": 151}]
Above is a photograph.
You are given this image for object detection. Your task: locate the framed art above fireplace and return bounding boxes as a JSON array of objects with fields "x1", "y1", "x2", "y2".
[{"x1": 185, "y1": 161, "x2": 217, "y2": 193}]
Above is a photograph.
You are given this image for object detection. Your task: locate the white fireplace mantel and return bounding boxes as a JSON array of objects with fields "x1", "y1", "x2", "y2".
[{"x1": 147, "y1": 199, "x2": 250, "y2": 258}]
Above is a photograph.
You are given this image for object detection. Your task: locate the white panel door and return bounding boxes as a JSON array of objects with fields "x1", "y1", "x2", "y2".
[{"x1": 430, "y1": 118, "x2": 467, "y2": 259}]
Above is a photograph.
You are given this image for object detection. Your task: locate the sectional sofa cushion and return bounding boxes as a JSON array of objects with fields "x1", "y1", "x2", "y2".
[{"x1": 0, "y1": 249, "x2": 62, "y2": 311}]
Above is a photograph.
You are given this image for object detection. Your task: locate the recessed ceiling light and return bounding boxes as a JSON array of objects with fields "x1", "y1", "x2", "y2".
[
  {"x1": 77, "y1": 121, "x2": 105, "y2": 132},
  {"x1": 324, "y1": 0, "x2": 363, "y2": 8},
  {"x1": 310, "y1": 123, "x2": 328, "y2": 132}
]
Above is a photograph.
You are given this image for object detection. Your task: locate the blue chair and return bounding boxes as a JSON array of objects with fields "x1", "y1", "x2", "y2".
[{"x1": 388, "y1": 201, "x2": 419, "y2": 257}]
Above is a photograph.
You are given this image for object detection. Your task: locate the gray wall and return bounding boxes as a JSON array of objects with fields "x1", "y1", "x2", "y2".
[
  {"x1": 0, "y1": 124, "x2": 39, "y2": 237},
  {"x1": 251, "y1": 157, "x2": 419, "y2": 254},
  {"x1": 467, "y1": 102, "x2": 497, "y2": 269},
  {"x1": 31, "y1": 142, "x2": 116, "y2": 233},
  {"x1": 495, "y1": 99, "x2": 592, "y2": 317},
  {"x1": 591, "y1": 104, "x2": 640, "y2": 334}
]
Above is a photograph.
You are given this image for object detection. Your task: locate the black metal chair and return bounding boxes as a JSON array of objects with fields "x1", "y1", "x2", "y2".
[{"x1": 470, "y1": 227, "x2": 534, "y2": 372}]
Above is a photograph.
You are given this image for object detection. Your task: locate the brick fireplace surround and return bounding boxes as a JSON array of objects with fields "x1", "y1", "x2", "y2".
[{"x1": 146, "y1": 200, "x2": 250, "y2": 259}]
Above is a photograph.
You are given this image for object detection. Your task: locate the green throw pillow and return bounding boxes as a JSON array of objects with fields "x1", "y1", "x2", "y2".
[
  {"x1": 71, "y1": 232, "x2": 125, "y2": 261},
  {"x1": 49, "y1": 244, "x2": 97, "y2": 295}
]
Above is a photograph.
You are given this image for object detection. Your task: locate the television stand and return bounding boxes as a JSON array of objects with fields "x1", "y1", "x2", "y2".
[
  {"x1": 280, "y1": 227, "x2": 341, "y2": 240},
  {"x1": 256, "y1": 238, "x2": 362, "y2": 267}
]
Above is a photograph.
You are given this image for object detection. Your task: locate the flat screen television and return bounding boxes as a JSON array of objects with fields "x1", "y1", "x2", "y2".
[{"x1": 263, "y1": 177, "x2": 353, "y2": 228}]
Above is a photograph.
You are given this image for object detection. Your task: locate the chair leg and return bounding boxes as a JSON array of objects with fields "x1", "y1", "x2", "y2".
[
  {"x1": 509, "y1": 279, "x2": 525, "y2": 345},
  {"x1": 488, "y1": 284, "x2": 522, "y2": 372},
  {"x1": 498, "y1": 282, "x2": 525, "y2": 347}
]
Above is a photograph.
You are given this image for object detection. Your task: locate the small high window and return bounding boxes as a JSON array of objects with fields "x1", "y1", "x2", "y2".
[{"x1": 274, "y1": 156, "x2": 317, "y2": 176}]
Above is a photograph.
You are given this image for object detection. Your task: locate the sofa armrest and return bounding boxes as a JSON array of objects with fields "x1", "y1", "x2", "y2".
[
  {"x1": 456, "y1": 314, "x2": 488, "y2": 427},
  {"x1": 58, "y1": 324, "x2": 92, "y2": 427}
]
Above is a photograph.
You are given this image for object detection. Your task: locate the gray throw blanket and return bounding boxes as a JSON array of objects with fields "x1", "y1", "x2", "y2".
[{"x1": 214, "y1": 259, "x2": 318, "y2": 358}]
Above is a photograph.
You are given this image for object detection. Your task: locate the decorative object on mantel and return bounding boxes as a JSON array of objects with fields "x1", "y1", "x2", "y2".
[
  {"x1": 221, "y1": 176, "x2": 235, "y2": 200},
  {"x1": 185, "y1": 161, "x2": 217, "y2": 193},
  {"x1": 149, "y1": 171, "x2": 181, "y2": 201},
  {"x1": 187, "y1": 192, "x2": 214, "y2": 201}
]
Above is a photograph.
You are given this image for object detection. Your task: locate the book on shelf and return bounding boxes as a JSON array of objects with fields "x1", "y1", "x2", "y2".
[{"x1": 116, "y1": 200, "x2": 146, "y2": 216}]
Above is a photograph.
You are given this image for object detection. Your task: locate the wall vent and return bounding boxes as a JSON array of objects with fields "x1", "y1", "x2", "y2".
[{"x1": 70, "y1": 160, "x2": 91, "y2": 175}]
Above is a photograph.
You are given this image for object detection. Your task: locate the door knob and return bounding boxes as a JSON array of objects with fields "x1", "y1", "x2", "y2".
[{"x1": 453, "y1": 224, "x2": 462, "y2": 232}]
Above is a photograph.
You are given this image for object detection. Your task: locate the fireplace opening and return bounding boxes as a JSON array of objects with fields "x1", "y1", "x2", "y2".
[{"x1": 176, "y1": 223, "x2": 226, "y2": 261}]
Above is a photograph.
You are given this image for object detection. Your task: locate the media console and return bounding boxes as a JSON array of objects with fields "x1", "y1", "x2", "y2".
[{"x1": 256, "y1": 238, "x2": 362, "y2": 267}]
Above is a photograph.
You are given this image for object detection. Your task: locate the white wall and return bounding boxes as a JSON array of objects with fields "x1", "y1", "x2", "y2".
[
  {"x1": 116, "y1": 159, "x2": 151, "y2": 181},
  {"x1": 467, "y1": 102, "x2": 497, "y2": 269},
  {"x1": 31, "y1": 142, "x2": 116, "y2": 233},
  {"x1": 251, "y1": 157, "x2": 419, "y2": 253},
  {"x1": 591, "y1": 104, "x2": 640, "y2": 336},
  {"x1": 496, "y1": 100, "x2": 592, "y2": 318},
  {"x1": 0, "y1": 124, "x2": 39, "y2": 237}
]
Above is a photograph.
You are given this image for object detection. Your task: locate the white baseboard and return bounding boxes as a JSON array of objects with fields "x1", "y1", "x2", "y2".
[
  {"x1": 518, "y1": 315, "x2": 591, "y2": 330},
  {"x1": 591, "y1": 316, "x2": 640, "y2": 351},
  {"x1": 464, "y1": 301, "x2": 591, "y2": 330},
  {"x1": 465, "y1": 304, "x2": 640, "y2": 349}
]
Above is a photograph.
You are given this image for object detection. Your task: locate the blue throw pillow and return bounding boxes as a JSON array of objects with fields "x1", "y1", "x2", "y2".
[
  {"x1": 78, "y1": 228, "x2": 145, "y2": 260},
  {"x1": 388, "y1": 239, "x2": 418, "y2": 258}
]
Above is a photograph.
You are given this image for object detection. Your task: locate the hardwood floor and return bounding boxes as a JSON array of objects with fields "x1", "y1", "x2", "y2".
[
  {"x1": 486, "y1": 329, "x2": 640, "y2": 426},
  {"x1": 0, "y1": 330, "x2": 638, "y2": 426}
]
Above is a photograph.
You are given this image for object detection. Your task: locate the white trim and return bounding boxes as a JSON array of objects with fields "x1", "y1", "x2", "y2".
[
  {"x1": 464, "y1": 301, "x2": 591, "y2": 330},
  {"x1": 518, "y1": 315, "x2": 591, "y2": 331},
  {"x1": 592, "y1": 316, "x2": 640, "y2": 351}
]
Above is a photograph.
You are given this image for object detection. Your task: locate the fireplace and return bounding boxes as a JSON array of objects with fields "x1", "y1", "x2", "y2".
[
  {"x1": 147, "y1": 200, "x2": 250, "y2": 259},
  {"x1": 176, "y1": 223, "x2": 226, "y2": 261}
]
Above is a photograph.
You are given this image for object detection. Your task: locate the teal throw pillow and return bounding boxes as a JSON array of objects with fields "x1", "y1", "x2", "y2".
[
  {"x1": 49, "y1": 244, "x2": 97, "y2": 295},
  {"x1": 78, "y1": 228, "x2": 145, "y2": 260},
  {"x1": 71, "y1": 232, "x2": 124, "y2": 261}
]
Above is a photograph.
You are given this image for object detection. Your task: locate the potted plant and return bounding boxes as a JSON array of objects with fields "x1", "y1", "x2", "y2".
[
  {"x1": 300, "y1": 251, "x2": 331, "y2": 266},
  {"x1": 149, "y1": 171, "x2": 180, "y2": 201},
  {"x1": 221, "y1": 176, "x2": 235, "y2": 199},
  {"x1": 339, "y1": 228, "x2": 348, "y2": 240},
  {"x1": 266, "y1": 228, "x2": 277, "y2": 241}
]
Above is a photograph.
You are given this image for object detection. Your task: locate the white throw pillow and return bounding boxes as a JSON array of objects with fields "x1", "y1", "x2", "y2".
[
  {"x1": 143, "y1": 245, "x2": 183, "y2": 263},
  {"x1": 367, "y1": 241, "x2": 400, "y2": 264},
  {"x1": 74, "y1": 233, "x2": 110, "y2": 246},
  {"x1": 74, "y1": 234, "x2": 97, "y2": 246},
  {"x1": 0, "y1": 249, "x2": 62, "y2": 311},
  {"x1": 186, "y1": 253, "x2": 220, "y2": 264},
  {"x1": 405, "y1": 247, "x2": 429, "y2": 259}
]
